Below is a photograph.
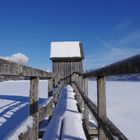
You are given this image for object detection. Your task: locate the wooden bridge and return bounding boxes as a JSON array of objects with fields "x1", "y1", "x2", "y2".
[{"x1": 0, "y1": 42, "x2": 140, "y2": 140}]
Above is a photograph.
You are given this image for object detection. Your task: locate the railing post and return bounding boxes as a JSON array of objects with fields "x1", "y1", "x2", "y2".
[
  {"x1": 48, "y1": 78, "x2": 53, "y2": 97},
  {"x1": 78, "y1": 75, "x2": 83, "y2": 112},
  {"x1": 75, "y1": 73, "x2": 78, "y2": 93},
  {"x1": 79, "y1": 74, "x2": 83, "y2": 89},
  {"x1": 84, "y1": 78, "x2": 89, "y2": 130},
  {"x1": 30, "y1": 77, "x2": 39, "y2": 140},
  {"x1": 54, "y1": 76, "x2": 58, "y2": 86},
  {"x1": 53, "y1": 78, "x2": 55, "y2": 88},
  {"x1": 71, "y1": 73, "x2": 75, "y2": 89},
  {"x1": 97, "y1": 76, "x2": 107, "y2": 140}
]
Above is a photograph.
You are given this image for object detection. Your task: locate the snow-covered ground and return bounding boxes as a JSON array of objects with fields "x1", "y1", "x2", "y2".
[
  {"x1": 0, "y1": 80, "x2": 48, "y2": 140},
  {"x1": 0, "y1": 80, "x2": 140, "y2": 139},
  {"x1": 88, "y1": 80, "x2": 140, "y2": 140}
]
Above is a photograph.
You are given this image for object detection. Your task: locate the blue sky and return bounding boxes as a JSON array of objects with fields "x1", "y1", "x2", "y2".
[{"x1": 0, "y1": 0, "x2": 140, "y2": 70}]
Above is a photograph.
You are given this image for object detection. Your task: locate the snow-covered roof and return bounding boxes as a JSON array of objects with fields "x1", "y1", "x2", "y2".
[{"x1": 50, "y1": 41, "x2": 84, "y2": 60}]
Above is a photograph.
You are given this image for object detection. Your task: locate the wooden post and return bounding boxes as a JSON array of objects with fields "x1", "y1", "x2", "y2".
[
  {"x1": 79, "y1": 75, "x2": 83, "y2": 112},
  {"x1": 74, "y1": 73, "x2": 77, "y2": 93},
  {"x1": 72, "y1": 72, "x2": 75, "y2": 84},
  {"x1": 48, "y1": 78, "x2": 53, "y2": 97},
  {"x1": 84, "y1": 78, "x2": 89, "y2": 130},
  {"x1": 79, "y1": 75, "x2": 82, "y2": 89},
  {"x1": 97, "y1": 76, "x2": 107, "y2": 140},
  {"x1": 54, "y1": 76, "x2": 58, "y2": 86},
  {"x1": 30, "y1": 77, "x2": 39, "y2": 140},
  {"x1": 74, "y1": 74, "x2": 80, "y2": 108},
  {"x1": 71, "y1": 73, "x2": 75, "y2": 90},
  {"x1": 53, "y1": 78, "x2": 55, "y2": 88}
]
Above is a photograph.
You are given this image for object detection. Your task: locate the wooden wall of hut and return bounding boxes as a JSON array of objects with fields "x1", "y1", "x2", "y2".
[{"x1": 52, "y1": 59, "x2": 82, "y2": 84}]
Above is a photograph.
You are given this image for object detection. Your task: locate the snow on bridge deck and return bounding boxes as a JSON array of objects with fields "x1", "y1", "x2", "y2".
[{"x1": 42, "y1": 85, "x2": 86, "y2": 140}]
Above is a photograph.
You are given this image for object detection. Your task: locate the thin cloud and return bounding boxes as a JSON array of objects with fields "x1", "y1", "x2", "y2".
[
  {"x1": 117, "y1": 30, "x2": 140, "y2": 46},
  {"x1": 115, "y1": 19, "x2": 132, "y2": 31},
  {"x1": 93, "y1": 36, "x2": 113, "y2": 48},
  {"x1": 84, "y1": 32, "x2": 140, "y2": 70},
  {"x1": 84, "y1": 47, "x2": 140, "y2": 70}
]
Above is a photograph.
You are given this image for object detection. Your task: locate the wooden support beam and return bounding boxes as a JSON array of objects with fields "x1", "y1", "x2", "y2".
[
  {"x1": 53, "y1": 78, "x2": 55, "y2": 88},
  {"x1": 48, "y1": 78, "x2": 53, "y2": 97},
  {"x1": 78, "y1": 75, "x2": 83, "y2": 111},
  {"x1": 0, "y1": 58, "x2": 55, "y2": 78},
  {"x1": 74, "y1": 74, "x2": 78, "y2": 94},
  {"x1": 79, "y1": 75, "x2": 83, "y2": 89},
  {"x1": 83, "y1": 54, "x2": 140, "y2": 78},
  {"x1": 97, "y1": 76, "x2": 107, "y2": 140},
  {"x1": 53, "y1": 81, "x2": 63, "y2": 104},
  {"x1": 30, "y1": 77, "x2": 39, "y2": 140},
  {"x1": 39, "y1": 97, "x2": 53, "y2": 122},
  {"x1": 71, "y1": 73, "x2": 76, "y2": 91},
  {"x1": 84, "y1": 78, "x2": 89, "y2": 130}
]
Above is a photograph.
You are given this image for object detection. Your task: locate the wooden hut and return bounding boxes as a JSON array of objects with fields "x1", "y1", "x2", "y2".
[{"x1": 50, "y1": 41, "x2": 84, "y2": 83}]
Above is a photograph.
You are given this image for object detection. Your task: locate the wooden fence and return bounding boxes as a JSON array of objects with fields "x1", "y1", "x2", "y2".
[
  {"x1": 0, "y1": 54, "x2": 140, "y2": 140},
  {"x1": 0, "y1": 58, "x2": 62, "y2": 140},
  {"x1": 68, "y1": 54, "x2": 140, "y2": 140}
]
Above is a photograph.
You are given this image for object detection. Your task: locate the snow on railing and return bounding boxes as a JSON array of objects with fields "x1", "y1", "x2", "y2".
[{"x1": 6, "y1": 116, "x2": 35, "y2": 140}]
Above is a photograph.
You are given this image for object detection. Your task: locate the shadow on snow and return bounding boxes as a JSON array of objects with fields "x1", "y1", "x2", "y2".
[{"x1": 0, "y1": 95, "x2": 46, "y2": 140}]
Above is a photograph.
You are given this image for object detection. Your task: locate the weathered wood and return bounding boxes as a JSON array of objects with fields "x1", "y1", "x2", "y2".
[
  {"x1": 83, "y1": 54, "x2": 140, "y2": 78},
  {"x1": 51, "y1": 57, "x2": 83, "y2": 61},
  {"x1": 72, "y1": 81, "x2": 128, "y2": 140},
  {"x1": 39, "y1": 81, "x2": 63, "y2": 122},
  {"x1": 77, "y1": 75, "x2": 83, "y2": 111},
  {"x1": 53, "y1": 81, "x2": 63, "y2": 104},
  {"x1": 74, "y1": 74, "x2": 82, "y2": 111},
  {"x1": 52, "y1": 78, "x2": 55, "y2": 88},
  {"x1": 71, "y1": 73, "x2": 76, "y2": 90},
  {"x1": 0, "y1": 75, "x2": 25, "y2": 81},
  {"x1": 18, "y1": 119, "x2": 36, "y2": 140},
  {"x1": 0, "y1": 58, "x2": 55, "y2": 78},
  {"x1": 52, "y1": 59, "x2": 83, "y2": 84},
  {"x1": 39, "y1": 97, "x2": 53, "y2": 122},
  {"x1": 48, "y1": 78, "x2": 53, "y2": 97},
  {"x1": 89, "y1": 129, "x2": 98, "y2": 139},
  {"x1": 55, "y1": 74, "x2": 62, "y2": 86},
  {"x1": 84, "y1": 78, "x2": 89, "y2": 130},
  {"x1": 30, "y1": 77, "x2": 39, "y2": 140},
  {"x1": 97, "y1": 76, "x2": 107, "y2": 140}
]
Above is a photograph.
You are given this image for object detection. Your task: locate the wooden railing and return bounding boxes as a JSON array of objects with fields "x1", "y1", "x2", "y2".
[
  {"x1": 0, "y1": 58, "x2": 62, "y2": 140},
  {"x1": 83, "y1": 54, "x2": 140, "y2": 77},
  {"x1": 71, "y1": 80, "x2": 128, "y2": 140},
  {"x1": 68, "y1": 54, "x2": 140, "y2": 140},
  {"x1": 1, "y1": 54, "x2": 140, "y2": 140},
  {"x1": 0, "y1": 58, "x2": 56, "y2": 78}
]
